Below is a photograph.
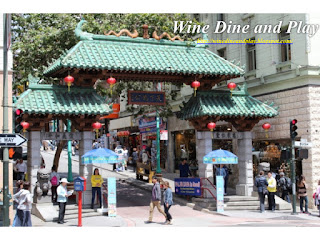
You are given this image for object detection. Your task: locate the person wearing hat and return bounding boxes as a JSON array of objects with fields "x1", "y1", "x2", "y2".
[{"x1": 57, "y1": 178, "x2": 70, "y2": 224}]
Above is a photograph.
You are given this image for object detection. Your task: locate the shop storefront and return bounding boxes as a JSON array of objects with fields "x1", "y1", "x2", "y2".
[
  {"x1": 252, "y1": 138, "x2": 302, "y2": 179},
  {"x1": 139, "y1": 116, "x2": 167, "y2": 169}
]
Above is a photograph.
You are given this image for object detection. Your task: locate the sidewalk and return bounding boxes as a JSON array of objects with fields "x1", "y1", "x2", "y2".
[{"x1": 30, "y1": 214, "x2": 127, "y2": 227}]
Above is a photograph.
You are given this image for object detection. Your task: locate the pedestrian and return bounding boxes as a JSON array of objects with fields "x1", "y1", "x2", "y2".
[
  {"x1": 132, "y1": 148, "x2": 138, "y2": 173},
  {"x1": 146, "y1": 176, "x2": 167, "y2": 223},
  {"x1": 297, "y1": 175, "x2": 310, "y2": 214},
  {"x1": 222, "y1": 165, "x2": 230, "y2": 195},
  {"x1": 267, "y1": 171, "x2": 277, "y2": 211},
  {"x1": 50, "y1": 165, "x2": 60, "y2": 203},
  {"x1": 255, "y1": 171, "x2": 268, "y2": 213},
  {"x1": 180, "y1": 146, "x2": 188, "y2": 160},
  {"x1": 163, "y1": 181, "x2": 173, "y2": 225},
  {"x1": 279, "y1": 172, "x2": 291, "y2": 203},
  {"x1": 215, "y1": 164, "x2": 227, "y2": 194},
  {"x1": 72, "y1": 140, "x2": 76, "y2": 156},
  {"x1": 179, "y1": 159, "x2": 191, "y2": 178},
  {"x1": 12, "y1": 180, "x2": 24, "y2": 227},
  {"x1": 123, "y1": 146, "x2": 128, "y2": 171},
  {"x1": 315, "y1": 180, "x2": 320, "y2": 217},
  {"x1": 15, "y1": 159, "x2": 27, "y2": 181},
  {"x1": 13, "y1": 182, "x2": 32, "y2": 227},
  {"x1": 57, "y1": 178, "x2": 70, "y2": 224},
  {"x1": 91, "y1": 168, "x2": 103, "y2": 209}
]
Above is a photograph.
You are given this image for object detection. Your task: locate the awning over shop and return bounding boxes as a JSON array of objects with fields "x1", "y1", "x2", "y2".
[{"x1": 109, "y1": 116, "x2": 133, "y2": 130}]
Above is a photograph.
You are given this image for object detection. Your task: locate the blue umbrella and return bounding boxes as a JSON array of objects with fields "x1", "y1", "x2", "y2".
[
  {"x1": 81, "y1": 148, "x2": 119, "y2": 164},
  {"x1": 203, "y1": 149, "x2": 238, "y2": 164}
]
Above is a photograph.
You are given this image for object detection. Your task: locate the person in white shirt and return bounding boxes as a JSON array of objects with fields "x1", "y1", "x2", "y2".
[
  {"x1": 15, "y1": 159, "x2": 27, "y2": 181},
  {"x1": 57, "y1": 178, "x2": 71, "y2": 224},
  {"x1": 13, "y1": 181, "x2": 32, "y2": 227},
  {"x1": 12, "y1": 180, "x2": 24, "y2": 227},
  {"x1": 123, "y1": 146, "x2": 128, "y2": 170},
  {"x1": 142, "y1": 150, "x2": 148, "y2": 164}
]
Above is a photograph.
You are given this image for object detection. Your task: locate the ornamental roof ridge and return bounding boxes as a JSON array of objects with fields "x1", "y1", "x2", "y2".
[{"x1": 74, "y1": 19, "x2": 196, "y2": 48}]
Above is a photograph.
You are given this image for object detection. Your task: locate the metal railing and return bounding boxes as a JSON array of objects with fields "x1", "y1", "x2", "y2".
[{"x1": 200, "y1": 178, "x2": 217, "y2": 200}]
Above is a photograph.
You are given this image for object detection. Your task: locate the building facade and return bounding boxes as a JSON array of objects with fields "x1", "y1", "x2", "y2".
[{"x1": 185, "y1": 13, "x2": 320, "y2": 204}]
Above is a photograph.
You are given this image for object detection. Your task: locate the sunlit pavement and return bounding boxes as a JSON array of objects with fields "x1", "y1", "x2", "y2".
[{"x1": 28, "y1": 149, "x2": 320, "y2": 227}]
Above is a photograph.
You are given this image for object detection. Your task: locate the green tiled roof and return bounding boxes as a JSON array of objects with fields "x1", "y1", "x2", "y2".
[
  {"x1": 179, "y1": 85, "x2": 279, "y2": 120},
  {"x1": 44, "y1": 20, "x2": 244, "y2": 77},
  {"x1": 14, "y1": 75, "x2": 112, "y2": 116}
]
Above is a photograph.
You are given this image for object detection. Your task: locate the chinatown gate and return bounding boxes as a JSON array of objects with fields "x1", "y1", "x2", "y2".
[{"x1": 15, "y1": 19, "x2": 278, "y2": 208}]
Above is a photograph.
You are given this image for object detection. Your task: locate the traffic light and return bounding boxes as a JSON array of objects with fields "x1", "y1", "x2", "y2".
[
  {"x1": 14, "y1": 108, "x2": 23, "y2": 133},
  {"x1": 0, "y1": 147, "x2": 22, "y2": 160},
  {"x1": 290, "y1": 119, "x2": 298, "y2": 140}
]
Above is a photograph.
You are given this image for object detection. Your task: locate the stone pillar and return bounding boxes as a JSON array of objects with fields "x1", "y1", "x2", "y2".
[
  {"x1": 79, "y1": 131, "x2": 94, "y2": 205},
  {"x1": 27, "y1": 131, "x2": 41, "y2": 203},
  {"x1": 196, "y1": 131, "x2": 215, "y2": 198},
  {"x1": 236, "y1": 131, "x2": 254, "y2": 196}
]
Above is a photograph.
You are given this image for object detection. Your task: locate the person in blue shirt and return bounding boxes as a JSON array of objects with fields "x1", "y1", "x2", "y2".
[
  {"x1": 215, "y1": 164, "x2": 227, "y2": 195},
  {"x1": 163, "y1": 181, "x2": 173, "y2": 225},
  {"x1": 179, "y1": 159, "x2": 191, "y2": 178}
]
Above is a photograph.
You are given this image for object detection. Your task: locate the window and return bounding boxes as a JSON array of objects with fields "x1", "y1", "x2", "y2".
[
  {"x1": 247, "y1": 38, "x2": 256, "y2": 71},
  {"x1": 217, "y1": 48, "x2": 227, "y2": 60},
  {"x1": 217, "y1": 14, "x2": 225, "y2": 22},
  {"x1": 280, "y1": 28, "x2": 291, "y2": 62}
]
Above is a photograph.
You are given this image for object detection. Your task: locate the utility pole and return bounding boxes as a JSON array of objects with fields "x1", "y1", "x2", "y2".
[
  {"x1": 2, "y1": 13, "x2": 11, "y2": 226},
  {"x1": 291, "y1": 139, "x2": 297, "y2": 214}
]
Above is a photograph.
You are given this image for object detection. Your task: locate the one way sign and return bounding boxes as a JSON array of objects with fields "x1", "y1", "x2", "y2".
[{"x1": 0, "y1": 134, "x2": 27, "y2": 147}]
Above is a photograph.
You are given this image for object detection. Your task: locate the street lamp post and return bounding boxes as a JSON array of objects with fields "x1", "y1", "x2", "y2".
[
  {"x1": 67, "y1": 119, "x2": 73, "y2": 182},
  {"x1": 2, "y1": 13, "x2": 11, "y2": 226},
  {"x1": 156, "y1": 109, "x2": 161, "y2": 174}
]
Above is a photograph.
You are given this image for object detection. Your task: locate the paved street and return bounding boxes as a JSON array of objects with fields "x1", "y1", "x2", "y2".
[{"x1": 22, "y1": 149, "x2": 320, "y2": 227}]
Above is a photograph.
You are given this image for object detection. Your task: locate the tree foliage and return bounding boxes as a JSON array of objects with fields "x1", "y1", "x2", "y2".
[{"x1": 12, "y1": 13, "x2": 202, "y2": 116}]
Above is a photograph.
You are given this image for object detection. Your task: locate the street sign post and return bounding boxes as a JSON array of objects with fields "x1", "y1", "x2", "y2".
[
  {"x1": 294, "y1": 141, "x2": 312, "y2": 148},
  {"x1": 0, "y1": 134, "x2": 27, "y2": 147}
]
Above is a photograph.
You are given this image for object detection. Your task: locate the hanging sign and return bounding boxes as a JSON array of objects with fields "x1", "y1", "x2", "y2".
[
  {"x1": 40, "y1": 132, "x2": 82, "y2": 140},
  {"x1": 108, "y1": 177, "x2": 117, "y2": 217},
  {"x1": 160, "y1": 130, "x2": 168, "y2": 140},
  {"x1": 128, "y1": 91, "x2": 166, "y2": 106}
]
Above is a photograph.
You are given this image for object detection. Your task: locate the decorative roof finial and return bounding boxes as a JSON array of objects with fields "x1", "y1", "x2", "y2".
[{"x1": 142, "y1": 24, "x2": 149, "y2": 39}]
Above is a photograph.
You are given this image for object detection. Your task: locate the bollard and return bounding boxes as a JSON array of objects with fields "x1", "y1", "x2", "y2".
[{"x1": 78, "y1": 191, "x2": 82, "y2": 227}]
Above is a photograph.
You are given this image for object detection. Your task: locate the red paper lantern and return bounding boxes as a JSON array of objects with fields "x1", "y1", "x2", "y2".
[
  {"x1": 262, "y1": 123, "x2": 271, "y2": 130},
  {"x1": 21, "y1": 121, "x2": 30, "y2": 132},
  {"x1": 207, "y1": 122, "x2": 216, "y2": 132},
  {"x1": 227, "y1": 82, "x2": 237, "y2": 96},
  {"x1": 107, "y1": 77, "x2": 117, "y2": 95},
  {"x1": 191, "y1": 80, "x2": 201, "y2": 96},
  {"x1": 262, "y1": 123, "x2": 271, "y2": 138},
  {"x1": 92, "y1": 122, "x2": 102, "y2": 138},
  {"x1": 64, "y1": 75, "x2": 74, "y2": 92}
]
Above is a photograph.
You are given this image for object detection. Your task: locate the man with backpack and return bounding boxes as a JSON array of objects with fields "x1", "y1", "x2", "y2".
[
  {"x1": 50, "y1": 165, "x2": 60, "y2": 203},
  {"x1": 279, "y1": 172, "x2": 291, "y2": 203}
]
